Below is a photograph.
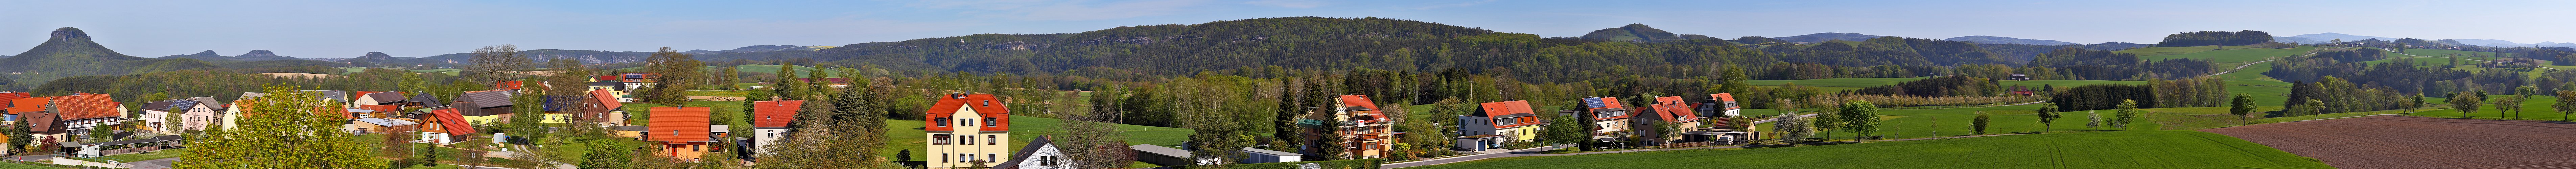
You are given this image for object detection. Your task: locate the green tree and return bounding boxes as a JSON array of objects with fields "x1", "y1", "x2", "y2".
[
  {"x1": 176, "y1": 86, "x2": 387, "y2": 168},
  {"x1": 2112, "y1": 99, "x2": 2138, "y2": 129},
  {"x1": 2496, "y1": 95, "x2": 2524, "y2": 119},
  {"x1": 464, "y1": 44, "x2": 529, "y2": 86},
  {"x1": 2229, "y1": 94, "x2": 2257, "y2": 124},
  {"x1": 720, "y1": 66, "x2": 741, "y2": 90},
  {"x1": 2036, "y1": 103, "x2": 2059, "y2": 133},
  {"x1": 2520, "y1": 86, "x2": 2539, "y2": 97},
  {"x1": 2453, "y1": 92, "x2": 2482, "y2": 118},
  {"x1": 2556, "y1": 91, "x2": 2576, "y2": 121},
  {"x1": 1811, "y1": 101, "x2": 1842, "y2": 139},
  {"x1": 776, "y1": 64, "x2": 803, "y2": 100},
  {"x1": 1836, "y1": 100, "x2": 1881, "y2": 139},
  {"x1": 6, "y1": 116, "x2": 25, "y2": 154},
  {"x1": 1771, "y1": 107, "x2": 1814, "y2": 145},
  {"x1": 1717, "y1": 64, "x2": 1751, "y2": 94},
  {"x1": 1545, "y1": 114, "x2": 1586, "y2": 148},
  {"x1": 2085, "y1": 111, "x2": 2102, "y2": 129},
  {"x1": 507, "y1": 77, "x2": 547, "y2": 144},
  {"x1": 399, "y1": 72, "x2": 426, "y2": 97},
  {"x1": 1971, "y1": 112, "x2": 1991, "y2": 135},
  {"x1": 578, "y1": 140, "x2": 633, "y2": 169}
]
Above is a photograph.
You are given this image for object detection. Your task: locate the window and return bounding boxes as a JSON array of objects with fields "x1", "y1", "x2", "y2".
[
  {"x1": 961, "y1": 154, "x2": 974, "y2": 162},
  {"x1": 936, "y1": 118, "x2": 950, "y2": 126},
  {"x1": 988, "y1": 153, "x2": 997, "y2": 162},
  {"x1": 962, "y1": 118, "x2": 974, "y2": 126},
  {"x1": 986, "y1": 135, "x2": 997, "y2": 144},
  {"x1": 1039, "y1": 155, "x2": 1055, "y2": 165},
  {"x1": 692, "y1": 144, "x2": 701, "y2": 151},
  {"x1": 933, "y1": 134, "x2": 952, "y2": 144},
  {"x1": 941, "y1": 153, "x2": 950, "y2": 162},
  {"x1": 962, "y1": 135, "x2": 975, "y2": 144},
  {"x1": 984, "y1": 118, "x2": 997, "y2": 126}
]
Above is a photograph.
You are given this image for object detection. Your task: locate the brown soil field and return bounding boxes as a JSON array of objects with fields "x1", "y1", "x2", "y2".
[{"x1": 2202, "y1": 115, "x2": 2576, "y2": 169}]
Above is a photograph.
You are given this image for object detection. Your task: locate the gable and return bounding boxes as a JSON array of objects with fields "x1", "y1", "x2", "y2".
[
  {"x1": 647, "y1": 106, "x2": 712, "y2": 144},
  {"x1": 430, "y1": 107, "x2": 476, "y2": 137}
]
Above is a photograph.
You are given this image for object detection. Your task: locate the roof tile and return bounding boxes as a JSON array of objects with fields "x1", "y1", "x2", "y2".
[
  {"x1": 751, "y1": 100, "x2": 802, "y2": 128},
  {"x1": 648, "y1": 107, "x2": 713, "y2": 144}
]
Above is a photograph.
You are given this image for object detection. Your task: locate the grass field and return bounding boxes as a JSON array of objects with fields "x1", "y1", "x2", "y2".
[
  {"x1": 684, "y1": 90, "x2": 755, "y2": 97},
  {"x1": 2408, "y1": 95, "x2": 2576, "y2": 121},
  {"x1": 1748, "y1": 77, "x2": 2144, "y2": 88},
  {"x1": 2139, "y1": 46, "x2": 2315, "y2": 63},
  {"x1": 1410, "y1": 130, "x2": 2329, "y2": 169}
]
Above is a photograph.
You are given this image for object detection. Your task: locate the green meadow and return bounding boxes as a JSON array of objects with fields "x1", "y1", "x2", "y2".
[{"x1": 1410, "y1": 130, "x2": 2329, "y2": 169}]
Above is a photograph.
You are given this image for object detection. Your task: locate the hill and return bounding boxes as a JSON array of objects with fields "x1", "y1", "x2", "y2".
[
  {"x1": 1772, "y1": 32, "x2": 1883, "y2": 43},
  {"x1": 2272, "y1": 36, "x2": 2323, "y2": 44},
  {"x1": 2288, "y1": 32, "x2": 2394, "y2": 42},
  {"x1": 1942, "y1": 35, "x2": 2075, "y2": 45},
  {"x1": 0, "y1": 27, "x2": 156, "y2": 87},
  {"x1": 1577, "y1": 24, "x2": 1706, "y2": 42},
  {"x1": 1411, "y1": 131, "x2": 2329, "y2": 169},
  {"x1": 159, "y1": 50, "x2": 229, "y2": 60}
]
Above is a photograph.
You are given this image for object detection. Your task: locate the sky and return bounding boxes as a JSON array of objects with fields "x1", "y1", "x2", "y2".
[{"x1": 5, "y1": 0, "x2": 2574, "y2": 58}]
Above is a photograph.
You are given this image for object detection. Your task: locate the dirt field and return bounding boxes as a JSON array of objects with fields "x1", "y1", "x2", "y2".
[{"x1": 2203, "y1": 115, "x2": 2576, "y2": 169}]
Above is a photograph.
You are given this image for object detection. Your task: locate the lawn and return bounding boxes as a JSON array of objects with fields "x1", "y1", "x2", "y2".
[
  {"x1": 882, "y1": 115, "x2": 1195, "y2": 161},
  {"x1": 2407, "y1": 95, "x2": 2575, "y2": 121},
  {"x1": 1409, "y1": 130, "x2": 2329, "y2": 169},
  {"x1": 2139, "y1": 46, "x2": 2315, "y2": 63},
  {"x1": 623, "y1": 100, "x2": 750, "y2": 126},
  {"x1": 100, "y1": 148, "x2": 187, "y2": 162},
  {"x1": 684, "y1": 90, "x2": 755, "y2": 97}
]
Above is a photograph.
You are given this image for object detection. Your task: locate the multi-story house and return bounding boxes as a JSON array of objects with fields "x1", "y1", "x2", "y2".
[
  {"x1": 644, "y1": 106, "x2": 720, "y2": 161},
  {"x1": 1453, "y1": 100, "x2": 1544, "y2": 151},
  {"x1": 579, "y1": 89, "x2": 628, "y2": 126},
  {"x1": 1635, "y1": 96, "x2": 1704, "y2": 145},
  {"x1": 748, "y1": 100, "x2": 801, "y2": 157},
  {"x1": 1568, "y1": 97, "x2": 1635, "y2": 144},
  {"x1": 1701, "y1": 93, "x2": 1742, "y2": 117},
  {"x1": 420, "y1": 106, "x2": 476, "y2": 144},
  {"x1": 926, "y1": 93, "x2": 1011, "y2": 169},
  {"x1": 11, "y1": 94, "x2": 124, "y2": 141},
  {"x1": 1299, "y1": 95, "x2": 1397, "y2": 160},
  {"x1": 139, "y1": 98, "x2": 218, "y2": 134},
  {"x1": 450, "y1": 90, "x2": 518, "y2": 125}
]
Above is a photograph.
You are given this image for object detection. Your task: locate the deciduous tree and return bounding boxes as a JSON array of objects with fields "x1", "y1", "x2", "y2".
[
  {"x1": 177, "y1": 86, "x2": 386, "y2": 168},
  {"x1": 1972, "y1": 112, "x2": 1991, "y2": 135},
  {"x1": 1836, "y1": 100, "x2": 1880, "y2": 139},
  {"x1": 2230, "y1": 94, "x2": 2256, "y2": 124},
  {"x1": 2453, "y1": 92, "x2": 2482, "y2": 118},
  {"x1": 2112, "y1": 99, "x2": 2138, "y2": 129},
  {"x1": 2036, "y1": 103, "x2": 2059, "y2": 133},
  {"x1": 465, "y1": 44, "x2": 529, "y2": 86}
]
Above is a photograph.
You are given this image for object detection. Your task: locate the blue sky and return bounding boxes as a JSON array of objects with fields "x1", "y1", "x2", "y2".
[{"x1": 5, "y1": 0, "x2": 2573, "y2": 58}]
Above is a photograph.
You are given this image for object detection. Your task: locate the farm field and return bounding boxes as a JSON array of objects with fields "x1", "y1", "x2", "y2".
[
  {"x1": 1410, "y1": 130, "x2": 2329, "y2": 169},
  {"x1": 2203, "y1": 115, "x2": 2576, "y2": 169},
  {"x1": 879, "y1": 115, "x2": 1194, "y2": 160},
  {"x1": 2408, "y1": 95, "x2": 2572, "y2": 121}
]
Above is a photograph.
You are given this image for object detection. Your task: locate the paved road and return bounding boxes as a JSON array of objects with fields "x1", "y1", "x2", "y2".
[
  {"x1": 1381, "y1": 134, "x2": 2031, "y2": 168},
  {"x1": 128, "y1": 158, "x2": 180, "y2": 169}
]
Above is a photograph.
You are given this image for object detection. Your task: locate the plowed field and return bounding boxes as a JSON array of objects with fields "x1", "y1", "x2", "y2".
[{"x1": 2203, "y1": 115, "x2": 2576, "y2": 169}]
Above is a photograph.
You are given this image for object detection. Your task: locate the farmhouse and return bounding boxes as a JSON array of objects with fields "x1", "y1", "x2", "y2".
[
  {"x1": 643, "y1": 106, "x2": 723, "y2": 161},
  {"x1": 1634, "y1": 96, "x2": 1703, "y2": 145},
  {"x1": 926, "y1": 93, "x2": 1012, "y2": 169},
  {"x1": 578, "y1": 89, "x2": 628, "y2": 126},
  {"x1": 1567, "y1": 97, "x2": 1635, "y2": 144},
  {"x1": 450, "y1": 90, "x2": 518, "y2": 125},
  {"x1": 748, "y1": 99, "x2": 800, "y2": 156},
  {"x1": 1454, "y1": 100, "x2": 1544, "y2": 151},
  {"x1": 419, "y1": 106, "x2": 476, "y2": 144},
  {"x1": 12, "y1": 94, "x2": 125, "y2": 140}
]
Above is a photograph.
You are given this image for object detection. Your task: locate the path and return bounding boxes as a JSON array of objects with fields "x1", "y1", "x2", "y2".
[
  {"x1": 2206, "y1": 59, "x2": 2276, "y2": 77},
  {"x1": 1383, "y1": 134, "x2": 2030, "y2": 168}
]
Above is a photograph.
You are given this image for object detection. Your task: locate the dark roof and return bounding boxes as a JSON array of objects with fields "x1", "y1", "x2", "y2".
[
  {"x1": 142, "y1": 101, "x2": 173, "y2": 112},
  {"x1": 409, "y1": 93, "x2": 444, "y2": 107},
  {"x1": 588, "y1": 81, "x2": 628, "y2": 90},
  {"x1": 992, "y1": 136, "x2": 1056, "y2": 168},
  {"x1": 1241, "y1": 147, "x2": 1298, "y2": 156},
  {"x1": 157, "y1": 100, "x2": 203, "y2": 113},
  {"x1": 459, "y1": 90, "x2": 515, "y2": 108},
  {"x1": 24, "y1": 112, "x2": 60, "y2": 134}
]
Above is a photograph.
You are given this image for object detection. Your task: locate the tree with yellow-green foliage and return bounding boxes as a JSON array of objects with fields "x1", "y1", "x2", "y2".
[{"x1": 176, "y1": 85, "x2": 385, "y2": 169}]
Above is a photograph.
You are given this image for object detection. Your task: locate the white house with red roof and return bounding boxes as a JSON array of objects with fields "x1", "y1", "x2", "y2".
[
  {"x1": 926, "y1": 93, "x2": 1011, "y2": 169},
  {"x1": 420, "y1": 106, "x2": 477, "y2": 144},
  {"x1": 1566, "y1": 97, "x2": 1635, "y2": 144},
  {"x1": 748, "y1": 100, "x2": 801, "y2": 157},
  {"x1": 1635, "y1": 96, "x2": 1705, "y2": 145},
  {"x1": 1453, "y1": 100, "x2": 1545, "y2": 151}
]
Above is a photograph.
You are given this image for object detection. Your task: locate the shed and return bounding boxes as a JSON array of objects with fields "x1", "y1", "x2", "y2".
[{"x1": 1239, "y1": 147, "x2": 1303, "y2": 164}]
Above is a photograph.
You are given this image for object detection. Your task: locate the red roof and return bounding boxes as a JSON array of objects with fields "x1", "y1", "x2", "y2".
[
  {"x1": 751, "y1": 100, "x2": 802, "y2": 128},
  {"x1": 50, "y1": 94, "x2": 120, "y2": 120},
  {"x1": 358, "y1": 104, "x2": 401, "y2": 119},
  {"x1": 7, "y1": 97, "x2": 45, "y2": 114},
  {"x1": 1585, "y1": 97, "x2": 1632, "y2": 120},
  {"x1": 495, "y1": 81, "x2": 523, "y2": 90},
  {"x1": 1648, "y1": 96, "x2": 1698, "y2": 123},
  {"x1": 1477, "y1": 100, "x2": 1540, "y2": 129},
  {"x1": 1337, "y1": 95, "x2": 1388, "y2": 122},
  {"x1": 648, "y1": 107, "x2": 713, "y2": 144},
  {"x1": 430, "y1": 108, "x2": 476, "y2": 137},
  {"x1": 0, "y1": 93, "x2": 28, "y2": 111},
  {"x1": 596, "y1": 75, "x2": 618, "y2": 81},
  {"x1": 588, "y1": 89, "x2": 620, "y2": 109},
  {"x1": 1713, "y1": 93, "x2": 1736, "y2": 102},
  {"x1": 923, "y1": 94, "x2": 1010, "y2": 131}
]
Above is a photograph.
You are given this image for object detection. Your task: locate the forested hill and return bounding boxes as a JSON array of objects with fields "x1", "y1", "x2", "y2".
[{"x1": 0, "y1": 27, "x2": 161, "y2": 87}]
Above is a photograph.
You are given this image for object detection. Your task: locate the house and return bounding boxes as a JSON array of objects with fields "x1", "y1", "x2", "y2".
[
  {"x1": 1568, "y1": 97, "x2": 1635, "y2": 144},
  {"x1": 222, "y1": 91, "x2": 350, "y2": 129},
  {"x1": 643, "y1": 106, "x2": 719, "y2": 161},
  {"x1": 406, "y1": 93, "x2": 445, "y2": 108},
  {"x1": 926, "y1": 93, "x2": 1012, "y2": 169},
  {"x1": 2011, "y1": 86, "x2": 2036, "y2": 96},
  {"x1": 579, "y1": 89, "x2": 628, "y2": 126},
  {"x1": 1298, "y1": 95, "x2": 1397, "y2": 160},
  {"x1": 587, "y1": 81, "x2": 632, "y2": 102},
  {"x1": 349, "y1": 118, "x2": 421, "y2": 134},
  {"x1": 749, "y1": 100, "x2": 801, "y2": 156},
  {"x1": 11, "y1": 94, "x2": 125, "y2": 140},
  {"x1": 139, "y1": 98, "x2": 218, "y2": 134},
  {"x1": 354, "y1": 91, "x2": 408, "y2": 106},
  {"x1": 0, "y1": 92, "x2": 29, "y2": 122},
  {"x1": 1634, "y1": 96, "x2": 1704, "y2": 145},
  {"x1": 540, "y1": 96, "x2": 579, "y2": 124},
  {"x1": 1239, "y1": 147, "x2": 1303, "y2": 164},
  {"x1": 991, "y1": 136, "x2": 1076, "y2": 169},
  {"x1": 1453, "y1": 100, "x2": 1544, "y2": 152},
  {"x1": 1700, "y1": 93, "x2": 1743, "y2": 117},
  {"x1": 451, "y1": 90, "x2": 519, "y2": 125},
  {"x1": 2005, "y1": 74, "x2": 2032, "y2": 81},
  {"x1": 420, "y1": 106, "x2": 476, "y2": 144}
]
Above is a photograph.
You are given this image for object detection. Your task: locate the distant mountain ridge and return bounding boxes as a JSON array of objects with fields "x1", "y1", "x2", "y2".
[
  {"x1": 1578, "y1": 24, "x2": 1710, "y2": 42},
  {"x1": 1774, "y1": 32, "x2": 1884, "y2": 43},
  {"x1": 1944, "y1": 35, "x2": 2077, "y2": 45},
  {"x1": 2289, "y1": 33, "x2": 2395, "y2": 42}
]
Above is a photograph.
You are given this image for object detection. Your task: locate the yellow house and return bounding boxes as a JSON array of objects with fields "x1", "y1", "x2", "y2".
[{"x1": 925, "y1": 94, "x2": 1011, "y2": 169}]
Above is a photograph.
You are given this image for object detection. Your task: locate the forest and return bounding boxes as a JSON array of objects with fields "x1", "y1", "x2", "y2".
[{"x1": 2156, "y1": 30, "x2": 2275, "y2": 47}]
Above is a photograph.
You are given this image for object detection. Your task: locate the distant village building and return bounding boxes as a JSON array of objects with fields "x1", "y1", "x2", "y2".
[
  {"x1": 1299, "y1": 95, "x2": 1399, "y2": 160},
  {"x1": 1635, "y1": 96, "x2": 1704, "y2": 145},
  {"x1": 991, "y1": 136, "x2": 1078, "y2": 169},
  {"x1": 2005, "y1": 74, "x2": 2032, "y2": 81},
  {"x1": 421, "y1": 106, "x2": 477, "y2": 144},
  {"x1": 451, "y1": 90, "x2": 518, "y2": 125},
  {"x1": 1453, "y1": 100, "x2": 1544, "y2": 152},
  {"x1": 11, "y1": 94, "x2": 124, "y2": 141},
  {"x1": 926, "y1": 93, "x2": 1012, "y2": 169},
  {"x1": 748, "y1": 100, "x2": 801, "y2": 157},
  {"x1": 643, "y1": 106, "x2": 721, "y2": 161},
  {"x1": 1568, "y1": 97, "x2": 1636, "y2": 145}
]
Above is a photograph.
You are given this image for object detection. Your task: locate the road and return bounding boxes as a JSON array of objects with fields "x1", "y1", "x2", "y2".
[
  {"x1": 1381, "y1": 134, "x2": 2031, "y2": 168},
  {"x1": 128, "y1": 158, "x2": 180, "y2": 169},
  {"x1": 2206, "y1": 59, "x2": 2276, "y2": 77}
]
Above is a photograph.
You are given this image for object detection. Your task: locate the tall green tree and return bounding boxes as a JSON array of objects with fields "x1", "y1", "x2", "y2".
[
  {"x1": 776, "y1": 64, "x2": 803, "y2": 100},
  {"x1": 507, "y1": 77, "x2": 547, "y2": 144},
  {"x1": 6, "y1": 116, "x2": 25, "y2": 154},
  {"x1": 1545, "y1": 114, "x2": 1585, "y2": 148},
  {"x1": 2036, "y1": 103, "x2": 2060, "y2": 133},
  {"x1": 1811, "y1": 101, "x2": 1842, "y2": 139},
  {"x1": 577, "y1": 140, "x2": 634, "y2": 169},
  {"x1": 2556, "y1": 91, "x2": 2576, "y2": 121},
  {"x1": 1971, "y1": 112, "x2": 1991, "y2": 135},
  {"x1": 2453, "y1": 92, "x2": 2483, "y2": 118},
  {"x1": 1836, "y1": 100, "x2": 1881, "y2": 139},
  {"x1": 177, "y1": 86, "x2": 386, "y2": 168},
  {"x1": 645, "y1": 47, "x2": 704, "y2": 106},
  {"x1": 2112, "y1": 99, "x2": 2138, "y2": 129},
  {"x1": 2496, "y1": 95, "x2": 2524, "y2": 119},
  {"x1": 1717, "y1": 64, "x2": 1751, "y2": 94},
  {"x1": 399, "y1": 73, "x2": 426, "y2": 97},
  {"x1": 2229, "y1": 94, "x2": 2257, "y2": 124}
]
